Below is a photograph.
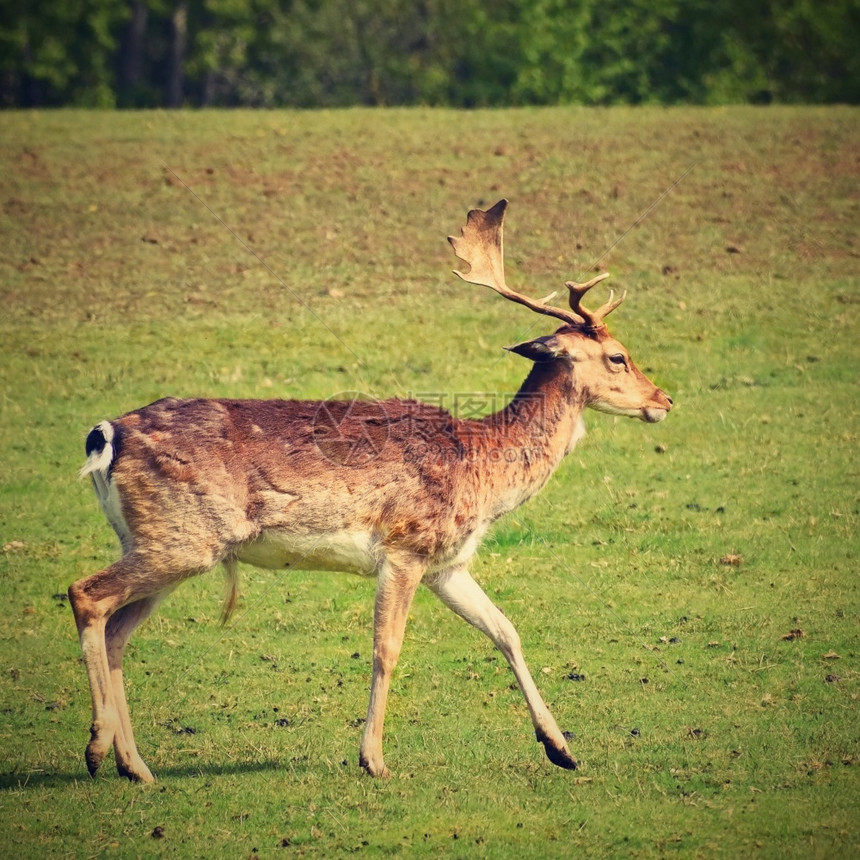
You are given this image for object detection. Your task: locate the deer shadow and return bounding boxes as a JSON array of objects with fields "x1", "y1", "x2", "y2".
[{"x1": 0, "y1": 758, "x2": 288, "y2": 791}]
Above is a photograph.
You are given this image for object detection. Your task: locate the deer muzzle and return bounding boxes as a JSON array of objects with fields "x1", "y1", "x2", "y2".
[{"x1": 642, "y1": 390, "x2": 673, "y2": 423}]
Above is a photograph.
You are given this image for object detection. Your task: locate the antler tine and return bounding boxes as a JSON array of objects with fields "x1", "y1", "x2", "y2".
[
  {"x1": 565, "y1": 273, "x2": 626, "y2": 329},
  {"x1": 449, "y1": 199, "x2": 585, "y2": 327}
]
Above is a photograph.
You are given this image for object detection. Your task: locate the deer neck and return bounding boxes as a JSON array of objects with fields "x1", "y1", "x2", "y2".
[{"x1": 478, "y1": 359, "x2": 586, "y2": 516}]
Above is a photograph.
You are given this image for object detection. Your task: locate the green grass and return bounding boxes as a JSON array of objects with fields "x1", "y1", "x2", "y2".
[{"x1": 1, "y1": 106, "x2": 858, "y2": 858}]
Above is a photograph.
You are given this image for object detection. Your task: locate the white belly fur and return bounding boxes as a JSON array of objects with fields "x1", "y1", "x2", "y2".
[{"x1": 236, "y1": 529, "x2": 379, "y2": 575}]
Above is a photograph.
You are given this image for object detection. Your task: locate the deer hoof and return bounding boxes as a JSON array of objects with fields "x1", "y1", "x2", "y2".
[
  {"x1": 544, "y1": 744, "x2": 578, "y2": 770},
  {"x1": 117, "y1": 757, "x2": 156, "y2": 783},
  {"x1": 537, "y1": 732, "x2": 578, "y2": 770},
  {"x1": 85, "y1": 741, "x2": 107, "y2": 777},
  {"x1": 359, "y1": 754, "x2": 391, "y2": 779},
  {"x1": 85, "y1": 723, "x2": 114, "y2": 777}
]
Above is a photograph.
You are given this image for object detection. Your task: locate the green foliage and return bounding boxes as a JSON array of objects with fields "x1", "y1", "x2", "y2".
[
  {"x1": 0, "y1": 107, "x2": 858, "y2": 856},
  {"x1": 0, "y1": 0, "x2": 857, "y2": 107},
  {"x1": 0, "y1": 0, "x2": 125, "y2": 106}
]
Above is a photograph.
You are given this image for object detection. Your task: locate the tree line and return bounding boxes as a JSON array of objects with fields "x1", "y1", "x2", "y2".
[{"x1": 1, "y1": 0, "x2": 857, "y2": 109}]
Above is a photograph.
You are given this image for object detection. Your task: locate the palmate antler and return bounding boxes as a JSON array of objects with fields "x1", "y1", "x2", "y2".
[{"x1": 448, "y1": 199, "x2": 625, "y2": 330}]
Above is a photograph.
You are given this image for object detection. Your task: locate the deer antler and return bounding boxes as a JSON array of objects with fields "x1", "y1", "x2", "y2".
[
  {"x1": 565, "y1": 275, "x2": 626, "y2": 329},
  {"x1": 448, "y1": 199, "x2": 624, "y2": 330}
]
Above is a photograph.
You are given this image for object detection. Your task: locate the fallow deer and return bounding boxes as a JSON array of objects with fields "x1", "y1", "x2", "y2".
[{"x1": 70, "y1": 199, "x2": 672, "y2": 782}]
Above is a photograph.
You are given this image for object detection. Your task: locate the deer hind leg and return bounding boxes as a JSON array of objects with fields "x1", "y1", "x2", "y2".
[
  {"x1": 104, "y1": 592, "x2": 172, "y2": 781},
  {"x1": 427, "y1": 565, "x2": 577, "y2": 770},
  {"x1": 359, "y1": 557, "x2": 425, "y2": 778},
  {"x1": 68, "y1": 552, "x2": 191, "y2": 782}
]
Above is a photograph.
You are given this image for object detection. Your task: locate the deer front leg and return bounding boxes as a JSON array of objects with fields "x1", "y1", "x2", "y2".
[
  {"x1": 359, "y1": 558, "x2": 425, "y2": 778},
  {"x1": 427, "y1": 565, "x2": 577, "y2": 770}
]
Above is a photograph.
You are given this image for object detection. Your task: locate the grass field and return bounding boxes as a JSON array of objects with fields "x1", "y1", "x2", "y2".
[{"x1": 0, "y1": 107, "x2": 858, "y2": 858}]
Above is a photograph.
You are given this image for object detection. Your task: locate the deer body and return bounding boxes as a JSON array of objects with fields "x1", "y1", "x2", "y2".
[{"x1": 70, "y1": 200, "x2": 672, "y2": 782}]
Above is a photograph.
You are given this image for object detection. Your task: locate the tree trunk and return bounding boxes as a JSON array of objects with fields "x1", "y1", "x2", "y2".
[
  {"x1": 167, "y1": 3, "x2": 188, "y2": 108},
  {"x1": 118, "y1": 1, "x2": 148, "y2": 106}
]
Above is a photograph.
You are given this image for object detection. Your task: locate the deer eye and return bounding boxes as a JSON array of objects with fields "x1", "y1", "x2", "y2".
[{"x1": 608, "y1": 354, "x2": 627, "y2": 366}]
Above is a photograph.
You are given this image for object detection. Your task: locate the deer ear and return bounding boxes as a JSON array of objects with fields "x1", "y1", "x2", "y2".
[{"x1": 505, "y1": 335, "x2": 566, "y2": 362}]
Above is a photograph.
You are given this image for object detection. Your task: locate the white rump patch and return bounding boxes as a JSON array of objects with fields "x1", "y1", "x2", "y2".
[
  {"x1": 79, "y1": 420, "x2": 115, "y2": 481},
  {"x1": 79, "y1": 420, "x2": 132, "y2": 551},
  {"x1": 80, "y1": 421, "x2": 116, "y2": 507}
]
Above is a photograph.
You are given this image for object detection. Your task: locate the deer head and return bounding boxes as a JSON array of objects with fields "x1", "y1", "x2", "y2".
[{"x1": 448, "y1": 199, "x2": 673, "y2": 423}]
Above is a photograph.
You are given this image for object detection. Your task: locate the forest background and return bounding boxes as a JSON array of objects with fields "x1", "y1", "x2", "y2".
[{"x1": 1, "y1": 0, "x2": 858, "y2": 110}]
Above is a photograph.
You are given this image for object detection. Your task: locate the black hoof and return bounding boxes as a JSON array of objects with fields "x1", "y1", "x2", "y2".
[
  {"x1": 85, "y1": 746, "x2": 103, "y2": 778},
  {"x1": 537, "y1": 730, "x2": 578, "y2": 770}
]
